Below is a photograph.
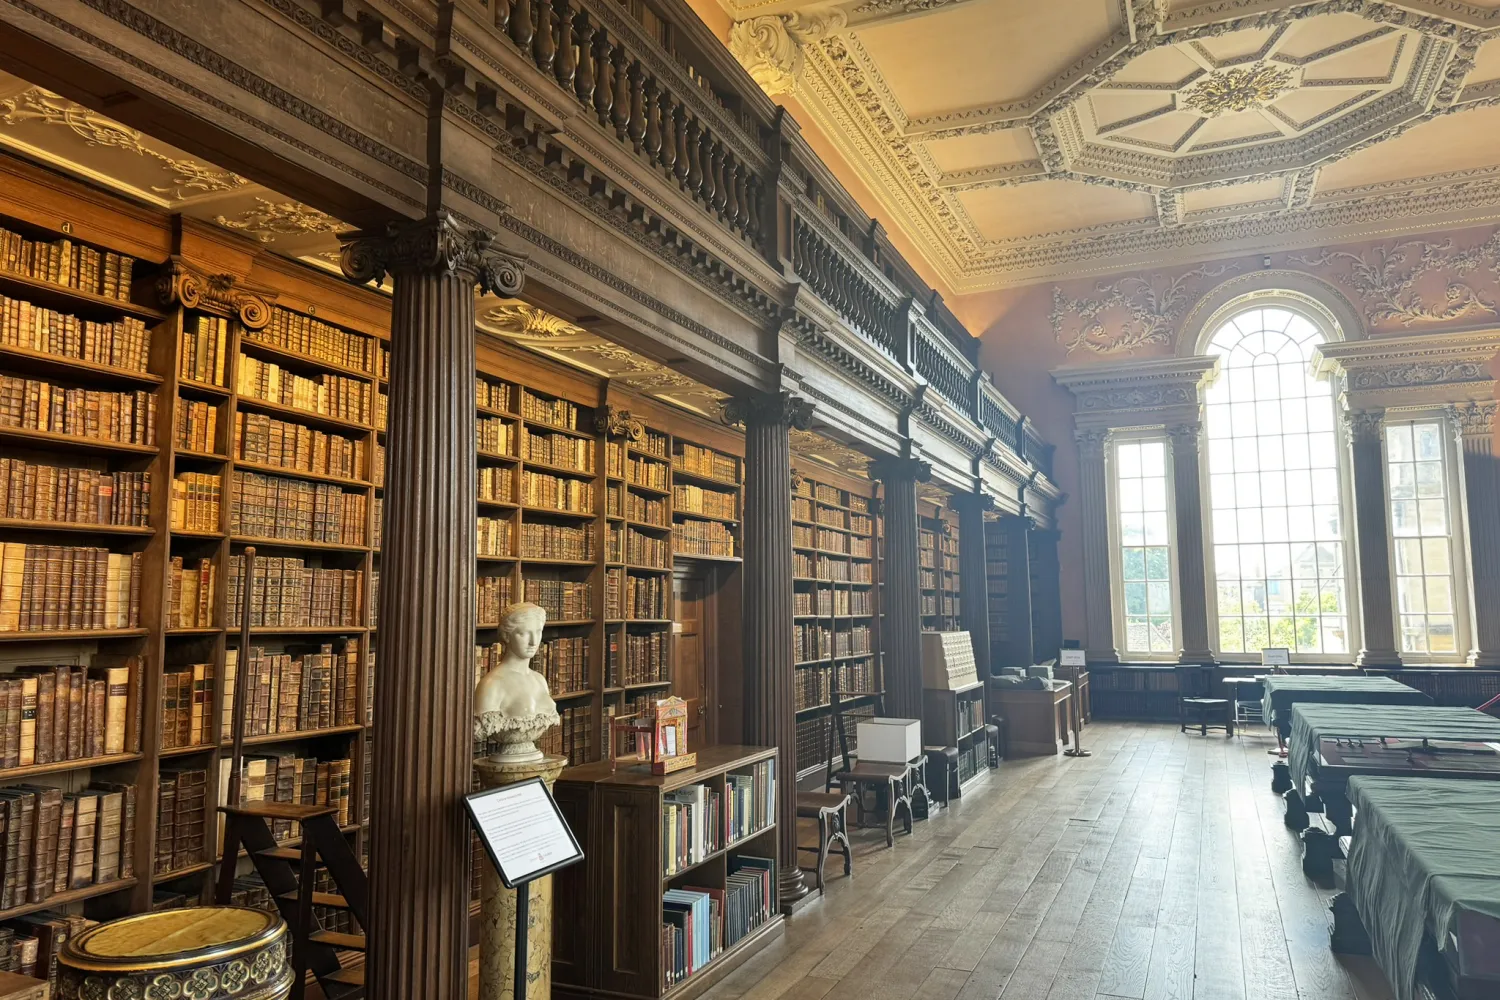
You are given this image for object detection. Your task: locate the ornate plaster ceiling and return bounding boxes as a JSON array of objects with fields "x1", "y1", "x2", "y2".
[
  {"x1": 789, "y1": 426, "x2": 875, "y2": 476},
  {"x1": 0, "y1": 73, "x2": 352, "y2": 265},
  {"x1": 719, "y1": 0, "x2": 1500, "y2": 291}
]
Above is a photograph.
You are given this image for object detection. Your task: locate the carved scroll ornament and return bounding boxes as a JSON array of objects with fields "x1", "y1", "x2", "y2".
[
  {"x1": 1052, "y1": 263, "x2": 1239, "y2": 354},
  {"x1": 728, "y1": 9, "x2": 848, "y2": 97},
  {"x1": 340, "y1": 213, "x2": 526, "y2": 295},
  {"x1": 156, "y1": 257, "x2": 271, "y2": 330},
  {"x1": 1290, "y1": 231, "x2": 1500, "y2": 329}
]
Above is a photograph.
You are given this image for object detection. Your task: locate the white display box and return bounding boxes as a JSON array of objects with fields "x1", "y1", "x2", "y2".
[{"x1": 857, "y1": 718, "x2": 922, "y2": 764}]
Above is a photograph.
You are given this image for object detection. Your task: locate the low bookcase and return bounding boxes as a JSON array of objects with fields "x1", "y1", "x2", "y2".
[{"x1": 552, "y1": 744, "x2": 783, "y2": 1000}]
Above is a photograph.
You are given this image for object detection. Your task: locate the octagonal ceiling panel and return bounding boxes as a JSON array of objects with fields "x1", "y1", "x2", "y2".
[{"x1": 924, "y1": 128, "x2": 1037, "y2": 173}]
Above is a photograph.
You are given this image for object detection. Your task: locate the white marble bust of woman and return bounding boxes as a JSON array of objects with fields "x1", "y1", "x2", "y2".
[{"x1": 474, "y1": 602, "x2": 560, "y2": 761}]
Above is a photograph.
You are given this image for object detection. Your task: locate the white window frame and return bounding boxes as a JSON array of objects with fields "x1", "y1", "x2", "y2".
[
  {"x1": 1107, "y1": 430, "x2": 1181, "y2": 662},
  {"x1": 1382, "y1": 408, "x2": 1476, "y2": 665},
  {"x1": 1194, "y1": 297, "x2": 1363, "y2": 664}
]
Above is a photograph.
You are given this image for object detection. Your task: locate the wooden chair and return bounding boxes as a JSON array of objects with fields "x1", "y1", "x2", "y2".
[
  {"x1": 796, "y1": 792, "x2": 852, "y2": 892},
  {"x1": 1176, "y1": 664, "x2": 1233, "y2": 736}
]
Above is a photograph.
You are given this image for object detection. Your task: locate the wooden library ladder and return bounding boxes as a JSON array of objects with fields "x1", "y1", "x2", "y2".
[{"x1": 213, "y1": 546, "x2": 370, "y2": 999}]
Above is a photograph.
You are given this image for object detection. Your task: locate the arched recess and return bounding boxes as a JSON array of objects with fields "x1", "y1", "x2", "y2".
[{"x1": 1176, "y1": 269, "x2": 1364, "y2": 357}]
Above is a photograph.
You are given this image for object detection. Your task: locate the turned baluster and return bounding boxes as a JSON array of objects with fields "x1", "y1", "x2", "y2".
[
  {"x1": 672, "y1": 105, "x2": 690, "y2": 184},
  {"x1": 746, "y1": 178, "x2": 761, "y2": 242},
  {"x1": 698, "y1": 129, "x2": 716, "y2": 205},
  {"x1": 611, "y1": 44, "x2": 631, "y2": 138},
  {"x1": 592, "y1": 27, "x2": 613, "y2": 125},
  {"x1": 685, "y1": 117, "x2": 703, "y2": 195},
  {"x1": 643, "y1": 78, "x2": 663, "y2": 163},
  {"x1": 510, "y1": 0, "x2": 534, "y2": 52},
  {"x1": 627, "y1": 61, "x2": 647, "y2": 150},
  {"x1": 533, "y1": 0, "x2": 556, "y2": 73},
  {"x1": 656, "y1": 89, "x2": 677, "y2": 174},
  {"x1": 494, "y1": 0, "x2": 512, "y2": 34},
  {"x1": 573, "y1": 11, "x2": 594, "y2": 105},
  {"x1": 729, "y1": 161, "x2": 746, "y2": 230},
  {"x1": 553, "y1": 0, "x2": 576, "y2": 90},
  {"x1": 710, "y1": 142, "x2": 728, "y2": 214}
]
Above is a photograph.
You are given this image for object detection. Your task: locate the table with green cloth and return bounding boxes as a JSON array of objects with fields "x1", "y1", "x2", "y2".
[
  {"x1": 1261, "y1": 675, "x2": 1430, "y2": 737},
  {"x1": 1343, "y1": 776, "x2": 1500, "y2": 1000}
]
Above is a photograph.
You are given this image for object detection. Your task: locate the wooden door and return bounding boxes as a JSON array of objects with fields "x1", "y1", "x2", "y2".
[{"x1": 673, "y1": 568, "x2": 709, "y2": 749}]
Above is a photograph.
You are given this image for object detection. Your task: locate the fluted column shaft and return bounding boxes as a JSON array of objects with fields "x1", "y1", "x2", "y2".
[
  {"x1": 996, "y1": 514, "x2": 1034, "y2": 668},
  {"x1": 342, "y1": 216, "x2": 526, "y2": 1000},
  {"x1": 1168, "y1": 423, "x2": 1214, "y2": 662},
  {"x1": 729, "y1": 392, "x2": 810, "y2": 909},
  {"x1": 953, "y1": 493, "x2": 993, "y2": 678},
  {"x1": 1030, "y1": 527, "x2": 1063, "y2": 663},
  {"x1": 1454, "y1": 402, "x2": 1500, "y2": 666},
  {"x1": 1075, "y1": 429, "x2": 1119, "y2": 663},
  {"x1": 872, "y1": 456, "x2": 929, "y2": 722},
  {"x1": 1348, "y1": 409, "x2": 1401, "y2": 667}
]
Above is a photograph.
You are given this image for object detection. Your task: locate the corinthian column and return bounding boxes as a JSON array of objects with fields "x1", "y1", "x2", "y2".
[
  {"x1": 723, "y1": 390, "x2": 813, "y2": 909},
  {"x1": 1075, "y1": 429, "x2": 1119, "y2": 663},
  {"x1": 1453, "y1": 402, "x2": 1500, "y2": 665},
  {"x1": 870, "y1": 455, "x2": 931, "y2": 721},
  {"x1": 342, "y1": 215, "x2": 526, "y2": 1000},
  {"x1": 1167, "y1": 423, "x2": 1213, "y2": 663},
  {"x1": 1347, "y1": 408, "x2": 1400, "y2": 667},
  {"x1": 951, "y1": 491, "x2": 995, "y2": 678}
]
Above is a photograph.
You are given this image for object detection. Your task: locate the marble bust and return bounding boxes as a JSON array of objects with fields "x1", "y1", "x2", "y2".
[{"x1": 474, "y1": 602, "x2": 560, "y2": 762}]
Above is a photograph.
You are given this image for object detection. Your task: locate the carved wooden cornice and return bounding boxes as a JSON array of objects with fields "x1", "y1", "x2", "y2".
[
  {"x1": 1052, "y1": 355, "x2": 1221, "y2": 429},
  {"x1": 156, "y1": 257, "x2": 274, "y2": 330},
  {"x1": 340, "y1": 214, "x2": 526, "y2": 294},
  {"x1": 1312, "y1": 330, "x2": 1500, "y2": 408}
]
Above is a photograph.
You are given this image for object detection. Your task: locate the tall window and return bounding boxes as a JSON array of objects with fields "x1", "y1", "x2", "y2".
[
  {"x1": 1115, "y1": 439, "x2": 1175, "y2": 655},
  {"x1": 1204, "y1": 306, "x2": 1351, "y2": 656},
  {"x1": 1388, "y1": 419, "x2": 1465, "y2": 658}
]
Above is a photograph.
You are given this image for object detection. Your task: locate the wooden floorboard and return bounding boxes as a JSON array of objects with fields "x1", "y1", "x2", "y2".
[{"x1": 684, "y1": 721, "x2": 1398, "y2": 1000}]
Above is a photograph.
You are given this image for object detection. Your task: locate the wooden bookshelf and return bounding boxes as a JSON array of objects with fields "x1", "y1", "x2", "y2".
[
  {"x1": 919, "y1": 501, "x2": 961, "y2": 632},
  {"x1": 552, "y1": 745, "x2": 782, "y2": 1000}
]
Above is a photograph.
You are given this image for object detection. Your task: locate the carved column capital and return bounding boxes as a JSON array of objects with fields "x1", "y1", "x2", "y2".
[
  {"x1": 868, "y1": 455, "x2": 933, "y2": 484},
  {"x1": 595, "y1": 404, "x2": 644, "y2": 440},
  {"x1": 1074, "y1": 427, "x2": 1112, "y2": 459},
  {"x1": 1166, "y1": 422, "x2": 1201, "y2": 448},
  {"x1": 156, "y1": 256, "x2": 272, "y2": 330},
  {"x1": 1343, "y1": 407, "x2": 1386, "y2": 443},
  {"x1": 340, "y1": 213, "x2": 526, "y2": 294},
  {"x1": 949, "y1": 490, "x2": 996, "y2": 513},
  {"x1": 722, "y1": 390, "x2": 815, "y2": 430},
  {"x1": 727, "y1": 9, "x2": 848, "y2": 97},
  {"x1": 999, "y1": 512, "x2": 1038, "y2": 532},
  {"x1": 1449, "y1": 400, "x2": 1499, "y2": 442}
]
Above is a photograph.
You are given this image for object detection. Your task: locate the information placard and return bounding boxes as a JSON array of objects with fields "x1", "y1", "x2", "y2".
[
  {"x1": 1059, "y1": 649, "x2": 1087, "y2": 667},
  {"x1": 1261, "y1": 647, "x2": 1291, "y2": 666},
  {"x1": 464, "y1": 777, "x2": 583, "y2": 889}
]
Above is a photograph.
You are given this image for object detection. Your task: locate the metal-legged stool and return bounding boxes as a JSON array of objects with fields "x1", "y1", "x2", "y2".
[{"x1": 796, "y1": 792, "x2": 852, "y2": 891}]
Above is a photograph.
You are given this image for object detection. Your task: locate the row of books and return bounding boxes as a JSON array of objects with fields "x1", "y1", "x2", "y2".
[
  {"x1": 236, "y1": 411, "x2": 367, "y2": 481},
  {"x1": 536, "y1": 637, "x2": 589, "y2": 694},
  {"x1": 476, "y1": 377, "x2": 514, "y2": 413},
  {"x1": 170, "y1": 472, "x2": 221, "y2": 533},
  {"x1": 178, "y1": 315, "x2": 228, "y2": 387},
  {"x1": 520, "y1": 522, "x2": 594, "y2": 561},
  {"x1": 372, "y1": 441, "x2": 384, "y2": 487},
  {"x1": 476, "y1": 415, "x2": 514, "y2": 455},
  {"x1": 792, "y1": 525, "x2": 814, "y2": 549},
  {"x1": 616, "y1": 631, "x2": 667, "y2": 686},
  {"x1": 851, "y1": 537, "x2": 873, "y2": 558},
  {"x1": 252, "y1": 310, "x2": 379, "y2": 375},
  {"x1": 794, "y1": 624, "x2": 831, "y2": 663},
  {"x1": 0, "y1": 545, "x2": 142, "y2": 633},
  {"x1": 606, "y1": 570, "x2": 666, "y2": 620},
  {"x1": 0, "y1": 378, "x2": 155, "y2": 446},
  {"x1": 222, "y1": 644, "x2": 362, "y2": 737},
  {"x1": 477, "y1": 517, "x2": 512, "y2": 558},
  {"x1": 623, "y1": 491, "x2": 666, "y2": 527},
  {"x1": 166, "y1": 556, "x2": 214, "y2": 630},
  {"x1": 226, "y1": 555, "x2": 364, "y2": 629},
  {"x1": 792, "y1": 497, "x2": 814, "y2": 522},
  {"x1": 223, "y1": 753, "x2": 354, "y2": 843},
  {"x1": 672, "y1": 444, "x2": 736, "y2": 482},
  {"x1": 160, "y1": 663, "x2": 215, "y2": 749},
  {"x1": 0, "y1": 228, "x2": 136, "y2": 301},
  {"x1": 0, "y1": 911, "x2": 96, "y2": 993},
  {"x1": 0, "y1": 460, "x2": 150, "y2": 527},
  {"x1": 792, "y1": 661, "x2": 880, "y2": 710},
  {"x1": 175, "y1": 399, "x2": 218, "y2": 454},
  {"x1": 535, "y1": 704, "x2": 590, "y2": 763},
  {"x1": 520, "y1": 390, "x2": 580, "y2": 429},
  {"x1": 372, "y1": 497, "x2": 381, "y2": 550},
  {"x1": 0, "y1": 782, "x2": 136, "y2": 909},
  {"x1": 672, "y1": 484, "x2": 736, "y2": 520},
  {"x1": 237, "y1": 356, "x2": 373, "y2": 425},
  {"x1": 0, "y1": 661, "x2": 135, "y2": 765},
  {"x1": 520, "y1": 470, "x2": 593, "y2": 513},
  {"x1": 661, "y1": 860, "x2": 771, "y2": 988},
  {"x1": 475, "y1": 574, "x2": 514, "y2": 628},
  {"x1": 850, "y1": 513, "x2": 874, "y2": 534},
  {"x1": 478, "y1": 466, "x2": 512, "y2": 504},
  {"x1": 523, "y1": 430, "x2": 593, "y2": 473},
  {"x1": 230, "y1": 470, "x2": 367, "y2": 545},
  {"x1": 524, "y1": 578, "x2": 592, "y2": 621},
  {"x1": 816, "y1": 528, "x2": 847, "y2": 553},
  {"x1": 674, "y1": 521, "x2": 735, "y2": 558},
  {"x1": 154, "y1": 767, "x2": 204, "y2": 874},
  {"x1": 815, "y1": 507, "x2": 846, "y2": 530},
  {"x1": 1, "y1": 294, "x2": 151, "y2": 373},
  {"x1": 619, "y1": 528, "x2": 669, "y2": 568},
  {"x1": 625, "y1": 455, "x2": 668, "y2": 491}
]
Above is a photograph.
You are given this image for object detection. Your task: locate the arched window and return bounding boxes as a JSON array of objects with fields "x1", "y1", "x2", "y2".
[{"x1": 1203, "y1": 304, "x2": 1353, "y2": 657}]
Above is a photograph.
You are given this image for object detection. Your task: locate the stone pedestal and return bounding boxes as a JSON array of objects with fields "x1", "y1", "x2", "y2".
[{"x1": 473, "y1": 754, "x2": 568, "y2": 1000}]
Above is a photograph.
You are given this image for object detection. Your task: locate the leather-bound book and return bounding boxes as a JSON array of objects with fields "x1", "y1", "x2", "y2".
[
  {"x1": 92, "y1": 789, "x2": 122, "y2": 882},
  {"x1": 100, "y1": 665, "x2": 128, "y2": 755},
  {"x1": 1, "y1": 680, "x2": 20, "y2": 769},
  {"x1": 17, "y1": 784, "x2": 60, "y2": 903},
  {"x1": 52, "y1": 793, "x2": 71, "y2": 894},
  {"x1": 32, "y1": 671, "x2": 51, "y2": 766},
  {"x1": 66, "y1": 669, "x2": 83, "y2": 761},
  {"x1": 67, "y1": 793, "x2": 96, "y2": 889},
  {"x1": 50, "y1": 667, "x2": 67, "y2": 763},
  {"x1": 153, "y1": 777, "x2": 175, "y2": 875},
  {"x1": 17, "y1": 677, "x2": 35, "y2": 767}
]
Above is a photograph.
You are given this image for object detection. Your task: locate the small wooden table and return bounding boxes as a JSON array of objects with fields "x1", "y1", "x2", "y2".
[
  {"x1": 835, "y1": 762, "x2": 916, "y2": 847},
  {"x1": 989, "y1": 680, "x2": 1073, "y2": 757}
]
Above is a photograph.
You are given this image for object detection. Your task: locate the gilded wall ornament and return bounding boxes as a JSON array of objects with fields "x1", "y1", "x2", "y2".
[
  {"x1": 1290, "y1": 231, "x2": 1500, "y2": 327},
  {"x1": 217, "y1": 197, "x2": 353, "y2": 243},
  {"x1": 1052, "y1": 263, "x2": 1239, "y2": 354},
  {"x1": 481, "y1": 303, "x2": 587, "y2": 338},
  {"x1": 1180, "y1": 63, "x2": 1295, "y2": 117}
]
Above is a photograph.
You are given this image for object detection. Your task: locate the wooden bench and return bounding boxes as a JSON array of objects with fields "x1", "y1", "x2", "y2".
[{"x1": 835, "y1": 762, "x2": 915, "y2": 848}]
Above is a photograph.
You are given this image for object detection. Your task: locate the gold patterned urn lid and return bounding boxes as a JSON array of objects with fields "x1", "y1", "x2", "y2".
[{"x1": 61, "y1": 907, "x2": 285, "y2": 973}]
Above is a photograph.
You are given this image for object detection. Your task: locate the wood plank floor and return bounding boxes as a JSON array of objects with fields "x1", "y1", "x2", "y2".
[{"x1": 695, "y1": 721, "x2": 1396, "y2": 1000}]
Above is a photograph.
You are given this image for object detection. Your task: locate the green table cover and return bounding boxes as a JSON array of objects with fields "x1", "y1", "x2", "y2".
[
  {"x1": 1260, "y1": 675, "x2": 1429, "y2": 734},
  {"x1": 1288, "y1": 704, "x2": 1500, "y2": 797},
  {"x1": 1346, "y1": 776, "x2": 1500, "y2": 1000}
]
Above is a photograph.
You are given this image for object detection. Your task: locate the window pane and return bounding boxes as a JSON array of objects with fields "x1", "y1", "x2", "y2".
[
  {"x1": 1204, "y1": 307, "x2": 1348, "y2": 656},
  {"x1": 1387, "y1": 420, "x2": 1463, "y2": 657},
  {"x1": 1116, "y1": 439, "x2": 1175, "y2": 655}
]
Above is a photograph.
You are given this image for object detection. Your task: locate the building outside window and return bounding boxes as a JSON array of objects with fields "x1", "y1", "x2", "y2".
[
  {"x1": 1113, "y1": 438, "x2": 1176, "y2": 657},
  {"x1": 1387, "y1": 417, "x2": 1471, "y2": 660}
]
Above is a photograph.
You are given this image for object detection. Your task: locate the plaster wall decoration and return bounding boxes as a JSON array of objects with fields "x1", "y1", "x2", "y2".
[
  {"x1": 727, "y1": 8, "x2": 850, "y2": 96},
  {"x1": 717, "y1": 1, "x2": 1500, "y2": 289},
  {"x1": 790, "y1": 427, "x2": 873, "y2": 476},
  {"x1": 1289, "y1": 227, "x2": 1500, "y2": 328},
  {"x1": 215, "y1": 198, "x2": 354, "y2": 243},
  {"x1": 1052, "y1": 261, "x2": 1241, "y2": 354},
  {"x1": 1313, "y1": 329, "x2": 1500, "y2": 407}
]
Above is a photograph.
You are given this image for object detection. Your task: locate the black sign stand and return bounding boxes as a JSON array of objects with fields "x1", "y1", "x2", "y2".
[{"x1": 465, "y1": 777, "x2": 584, "y2": 1000}]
